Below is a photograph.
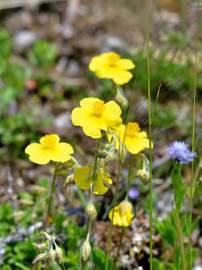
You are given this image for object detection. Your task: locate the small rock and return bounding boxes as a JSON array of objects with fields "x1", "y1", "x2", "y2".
[{"x1": 14, "y1": 31, "x2": 38, "y2": 51}]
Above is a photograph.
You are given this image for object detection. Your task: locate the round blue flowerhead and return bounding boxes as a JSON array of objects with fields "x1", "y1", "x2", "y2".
[
  {"x1": 168, "y1": 141, "x2": 196, "y2": 164},
  {"x1": 128, "y1": 187, "x2": 139, "y2": 200}
]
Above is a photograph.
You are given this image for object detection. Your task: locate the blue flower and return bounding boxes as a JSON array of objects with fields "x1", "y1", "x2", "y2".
[
  {"x1": 128, "y1": 187, "x2": 139, "y2": 200},
  {"x1": 168, "y1": 141, "x2": 196, "y2": 164}
]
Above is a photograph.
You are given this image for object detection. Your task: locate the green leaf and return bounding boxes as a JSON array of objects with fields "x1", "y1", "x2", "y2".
[{"x1": 14, "y1": 262, "x2": 30, "y2": 270}]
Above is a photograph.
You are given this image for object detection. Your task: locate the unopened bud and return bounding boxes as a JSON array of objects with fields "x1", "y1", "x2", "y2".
[
  {"x1": 81, "y1": 239, "x2": 91, "y2": 262},
  {"x1": 33, "y1": 242, "x2": 47, "y2": 250},
  {"x1": 115, "y1": 87, "x2": 129, "y2": 108},
  {"x1": 137, "y1": 169, "x2": 150, "y2": 184},
  {"x1": 64, "y1": 174, "x2": 74, "y2": 187},
  {"x1": 49, "y1": 249, "x2": 56, "y2": 262},
  {"x1": 32, "y1": 253, "x2": 48, "y2": 264},
  {"x1": 54, "y1": 245, "x2": 63, "y2": 263},
  {"x1": 86, "y1": 203, "x2": 97, "y2": 221},
  {"x1": 48, "y1": 245, "x2": 63, "y2": 263}
]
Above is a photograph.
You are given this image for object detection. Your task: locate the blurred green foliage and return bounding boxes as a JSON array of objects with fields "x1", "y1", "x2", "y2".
[
  {"x1": 0, "y1": 178, "x2": 116, "y2": 270},
  {"x1": 0, "y1": 28, "x2": 12, "y2": 58},
  {"x1": 28, "y1": 40, "x2": 58, "y2": 69},
  {"x1": 128, "y1": 49, "x2": 194, "y2": 98},
  {"x1": 0, "y1": 29, "x2": 54, "y2": 159}
]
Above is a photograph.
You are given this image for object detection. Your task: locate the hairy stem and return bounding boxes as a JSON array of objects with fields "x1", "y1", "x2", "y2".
[
  {"x1": 105, "y1": 146, "x2": 122, "y2": 270},
  {"x1": 45, "y1": 165, "x2": 58, "y2": 229},
  {"x1": 146, "y1": 0, "x2": 153, "y2": 268},
  {"x1": 80, "y1": 140, "x2": 100, "y2": 270},
  {"x1": 189, "y1": 1, "x2": 199, "y2": 267},
  {"x1": 175, "y1": 209, "x2": 187, "y2": 270}
]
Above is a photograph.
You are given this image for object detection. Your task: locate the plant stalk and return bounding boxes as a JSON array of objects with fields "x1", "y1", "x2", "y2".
[{"x1": 45, "y1": 165, "x2": 58, "y2": 228}]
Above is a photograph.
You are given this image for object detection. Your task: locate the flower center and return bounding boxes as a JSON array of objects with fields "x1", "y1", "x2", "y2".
[
  {"x1": 108, "y1": 62, "x2": 118, "y2": 68},
  {"x1": 91, "y1": 100, "x2": 104, "y2": 117},
  {"x1": 125, "y1": 122, "x2": 140, "y2": 137}
]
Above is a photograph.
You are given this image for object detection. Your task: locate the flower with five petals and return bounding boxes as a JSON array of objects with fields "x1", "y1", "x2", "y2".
[
  {"x1": 89, "y1": 52, "x2": 135, "y2": 85},
  {"x1": 71, "y1": 97, "x2": 122, "y2": 139},
  {"x1": 113, "y1": 122, "x2": 151, "y2": 154},
  {"x1": 25, "y1": 134, "x2": 73, "y2": 164}
]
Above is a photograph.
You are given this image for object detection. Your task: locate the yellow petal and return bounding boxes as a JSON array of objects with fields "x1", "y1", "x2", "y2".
[
  {"x1": 94, "y1": 172, "x2": 112, "y2": 195},
  {"x1": 109, "y1": 201, "x2": 133, "y2": 227},
  {"x1": 101, "y1": 52, "x2": 120, "y2": 61},
  {"x1": 80, "y1": 97, "x2": 101, "y2": 111},
  {"x1": 40, "y1": 134, "x2": 60, "y2": 146},
  {"x1": 103, "y1": 101, "x2": 122, "y2": 116},
  {"x1": 74, "y1": 166, "x2": 92, "y2": 190},
  {"x1": 95, "y1": 68, "x2": 112, "y2": 78},
  {"x1": 89, "y1": 56, "x2": 104, "y2": 71},
  {"x1": 71, "y1": 107, "x2": 89, "y2": 126},
  {"x1": 112, "y1": 70, "x2": 133, "y2": 85},
  {"x1": 25, "y1": 143, "x2": 41, "y2": 155},
  {"x1": 125, "y1": 137, "x2": 150, "y2": 154},
  {"x1": 89, "y1": 52, "x2": 120, "y2": 72},
  {"x1": 51, "y1": 143, "x2": 73, "y2": 163},
  {"x1": 117, "y1": 59, "x2": 135, "y2": 70},
  {"x1": 83, "y1": 125, "x2": 102, "y2": 139},
  {"x1": 25, "y1": 145, "x2": 51, "y2": 164},
  {"x1": 29, "y1": 153, "x2": 51, "y2": 165}
]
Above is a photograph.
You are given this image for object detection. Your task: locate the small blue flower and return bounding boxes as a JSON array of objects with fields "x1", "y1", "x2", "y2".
[
  {"x1": 168, "y1": 141, "x2": 196, "y2": 164},
  {"x1": 128, "y1": 187, "x2": 139, "y2": 200}
]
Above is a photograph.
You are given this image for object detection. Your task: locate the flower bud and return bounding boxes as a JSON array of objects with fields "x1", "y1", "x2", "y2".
[
  {"x1": 32, "y1": 253, "x2": 48, "y2": 264},
  {"x1": 54, "y1": 245, "x2": 63, "y2": 263},
  {"x1": 64, "y1": 174, "x2": 74, "y2": 186},
  {"x1": 137, "y1": 169, "x2": 150, "y2": 184},
  {"x1": 115, "y1": 87, "x2": 128, "y2": 109},
  {"x1": 86, "y1": 203, "x2": 97, "y2": 221},
  {"x1": 81, "y1": 239, "x2": 91, "y2": 262},
  {"x1": 33, "y1": 242, "x2": 47, "y2": 250},
  {"x1": 49, "y1": 249, "x2": 56, "y2": 262}
]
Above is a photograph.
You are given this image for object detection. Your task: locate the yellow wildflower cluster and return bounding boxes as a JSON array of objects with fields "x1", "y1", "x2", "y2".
[{"x1": 25, "y1": 51, "x2": 152, "y2": 232}]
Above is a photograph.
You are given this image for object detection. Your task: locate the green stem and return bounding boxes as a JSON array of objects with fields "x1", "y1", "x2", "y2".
[
  {"x1": 45, "y1": 165, "x2": 58, "y2": 229},
  {"x1": 189, "y1": 1, "x2": 199, "y2": 267},
  {"x1": 126, "y1": 159, "x2": 133, "y2": 200},
  {"x1": 114, "y1": 161, "x2": 133, "y2": 265},
  {"x1": 175, "y1": 209, "x2": 187, "y2": 270},
  {"x1": 105, "y1": 98, "x2": 131, "y2": 270},
  {"x1": 146, "y1": 0, "x2": 153, "y2": 268},
  {"x1": 105, "y1": 146, "x2": 122, "y2": 270},
  {"x1": 116, "y1": 226, "x2": 125, "y2": 261},
  {"x1": 80, "y1": 140, "x2": 100, "y2": 270}
]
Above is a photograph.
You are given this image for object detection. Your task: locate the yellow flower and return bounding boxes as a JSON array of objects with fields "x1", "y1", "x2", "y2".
[
  {"x1": 113, "y1": 122, "x2": 151, "y2": 154},
  {"x1": 71, "y1": 97, "x2": 122, "y2": 139},
  {"x1": 74, "y1": 166, "x2": 112, "y2": 195},
  {"x1": 109, "y1": 200, "x2": 133, "y2": 227},
  {"x1": 89, "y1": 52, "x2": 135, "y2": 85},
  {"x1": 25, "y1": 134, "x2": 73, "y2": 164}
]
